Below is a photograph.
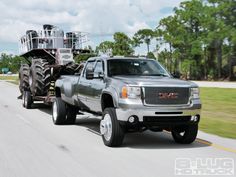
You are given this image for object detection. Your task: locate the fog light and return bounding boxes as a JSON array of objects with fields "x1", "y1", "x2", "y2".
[
  {"x1": 191, "y1": 115, "x2": 199, "y2": 122},
  {"x1": 128, "y1": 116, "x2": 136, "y2": 123}
]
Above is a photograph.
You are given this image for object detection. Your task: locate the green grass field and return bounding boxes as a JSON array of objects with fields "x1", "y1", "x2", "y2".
[
  {"x1": 0, "y1": 75, "x2": 235, "y2": 139},
  {"x1": 199, "y1": 87, "x2": 236, "y2": 139},
  {"x1": 0, "y1": 75, "x2": 18, "y2": 81},
  {"x1": 0, "y1": 75, "x2": 19, "y2": 85}
]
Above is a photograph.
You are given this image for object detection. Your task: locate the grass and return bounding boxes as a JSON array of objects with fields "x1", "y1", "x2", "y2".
[
  {"x1": 0, "y1": 75, "x2": 19, "y2": 85},
  {"x1": 199, "y1": 87, "x2": 236, "y2": 139},
  {"x1": 0, "y1": 75, "x2": 18, "y2": 81}
]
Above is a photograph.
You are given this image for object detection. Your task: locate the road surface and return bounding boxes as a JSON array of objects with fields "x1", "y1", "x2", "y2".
[{"x1": 0, "y1": 81, "x2": 235, "y2": 177}]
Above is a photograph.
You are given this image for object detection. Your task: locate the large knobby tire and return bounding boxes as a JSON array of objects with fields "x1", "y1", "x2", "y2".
[
  {"x1": 171, "y1": 124, "x2": 198, "y2": 144},
  {"x1": 63, "y1": 62, "x2": 83, "y2": 75},
  {"x1": 23, "y1": 91, "x2": 33, "y2": 109},
  {"x1": 100, "y1": 108, "x2": 125, "y2": 147},
  {"x1": 30, "y1": 59, "x2": 51, "y2": 96},
  {"x1": 19, "y1": 64, "x2": 30, "y2": 94},
  {"x1": 52, "y1": 98, "x2": 67, "y2": 125}
]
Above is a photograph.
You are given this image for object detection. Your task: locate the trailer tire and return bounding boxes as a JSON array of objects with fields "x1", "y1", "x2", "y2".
[
  {"x1": 52, "y1": 98, "x2": 66, "y2": 125},
  {"x1": 30, "y1": 59, "x2": 51, "y2": 96},
  {"x1": 100, "y1": 108, "x2": 125, "y2": 147},
  {"x1": 171, "y1": 124, "x2": 198, "y2": 144},
  {"x1": 23, "y1": 91, "x2": 33, "y2": 109},
  {"x1": 19, "y1": 64, "x2": 30, "y2": 94}
]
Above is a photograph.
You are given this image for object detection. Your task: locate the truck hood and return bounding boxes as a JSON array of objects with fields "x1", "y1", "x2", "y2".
[{"x1": 112, "y1": 76, "x2": 198, "y2": 87}]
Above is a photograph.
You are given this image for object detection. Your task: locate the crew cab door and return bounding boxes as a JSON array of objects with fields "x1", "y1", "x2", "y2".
[
  {"x1": 77, "y1": 60, "x2": 95, "y2": 110},
  {"x1": 89, "y1": 60, "x2": 106, "y2": 112}
]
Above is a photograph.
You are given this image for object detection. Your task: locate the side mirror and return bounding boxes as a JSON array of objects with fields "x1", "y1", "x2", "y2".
[
  {"x1": 172, "y1": 71, "x2": 181, "y2": 79},
  {"x1": 86, "y1": 67, "x2": 94, "y2": 80},
  {"x1": 98, "y1": 73, "x2": 105, "y2": 79}
]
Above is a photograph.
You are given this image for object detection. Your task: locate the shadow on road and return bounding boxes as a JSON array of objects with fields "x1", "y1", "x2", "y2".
[{"x1": 34, "y1": 103, "x2": 211, "y2": 149}]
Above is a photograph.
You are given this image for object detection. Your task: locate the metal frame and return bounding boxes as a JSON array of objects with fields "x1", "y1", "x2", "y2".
[{"x1": 19, "y1": 29, "x2": 89, "y2": 56}]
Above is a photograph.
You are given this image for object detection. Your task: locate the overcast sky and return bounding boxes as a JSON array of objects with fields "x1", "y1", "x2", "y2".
[{"x1": 0, "y1": 0, "x2": 183, "y2": 55}]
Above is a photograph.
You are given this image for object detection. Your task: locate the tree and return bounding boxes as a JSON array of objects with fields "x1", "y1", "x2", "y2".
[
  {"x1": 95, "y1": 41, "x2": 114, "y2": 55},
  {"x1": 147, "y1": 52, "x2": 156, "y2": 59},
  {"x1": 133, "y1": 29, "x2": 155, "y2": 54},
  {"x1": 112, "y1": 32, "x2": 134, "y2": 56},
  {"x1": 0, "y1": 53, "x2": 26, "y2": 73}
]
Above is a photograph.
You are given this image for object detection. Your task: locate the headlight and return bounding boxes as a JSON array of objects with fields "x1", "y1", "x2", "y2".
[
  {"x1": 121, "y1": 86, "x2": 141, "y2": 99},
  {"x1": 191, "y1": 87, "x2": 200, "y2": 99}
]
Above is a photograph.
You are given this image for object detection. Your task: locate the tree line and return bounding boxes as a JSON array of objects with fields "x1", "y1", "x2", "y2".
[
  {"x1": 96, "y1": 0, "x2": 236, "y2": 80},
  {"x1": 1, "y1": 0, "x2": 235, "y2": 80}
]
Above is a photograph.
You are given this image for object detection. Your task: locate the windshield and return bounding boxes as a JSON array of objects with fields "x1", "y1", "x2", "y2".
[{"x1": 107, "y1": 59, "x2": 170, "y2": 77}]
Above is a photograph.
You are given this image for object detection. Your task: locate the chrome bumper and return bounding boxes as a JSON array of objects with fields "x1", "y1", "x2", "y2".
[{"x1": 116, "y1": 99, "x2": 201, "y2": 122}]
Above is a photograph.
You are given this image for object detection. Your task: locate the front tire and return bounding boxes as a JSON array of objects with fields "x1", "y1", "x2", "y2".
[
  {"x1": 100, "y1": 108, "x2": 125, "y2": 147},
  {"x1": 171, "y1": 124, "x2": 198, "y2": 144},
  {"x1": 52, "y1": 98, "x2": 67, "y2": 125}
]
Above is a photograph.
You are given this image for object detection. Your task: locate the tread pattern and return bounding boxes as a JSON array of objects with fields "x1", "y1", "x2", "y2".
[
  {"x1": 19, "y1": 64, "x2": 30, "y2": 93},
  {"x1": 63, "y1": 62, "x2": 83, "y2": 75},
  {"x1": 30, "y1": 59, "x2": 51, "y2": 96}
]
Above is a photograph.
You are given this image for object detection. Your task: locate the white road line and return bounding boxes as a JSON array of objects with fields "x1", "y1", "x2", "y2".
[{"x1": 16, "y1": 114, "x2": 31, "y2": 125}]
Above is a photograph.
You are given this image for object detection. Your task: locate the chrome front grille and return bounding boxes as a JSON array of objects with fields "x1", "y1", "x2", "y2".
[{"x1": 143, "y1": 87, "x2": 190, "y2": 105}]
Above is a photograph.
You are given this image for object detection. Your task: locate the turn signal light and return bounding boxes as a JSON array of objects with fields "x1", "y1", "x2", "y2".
[{"x1": 121, "y1": 87, "x2": 128, "y2": 98}]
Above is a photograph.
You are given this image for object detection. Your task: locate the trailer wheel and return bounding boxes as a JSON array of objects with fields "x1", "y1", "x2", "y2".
[
  {"x1": 171, "y1": 124, "x2": 198, "y2": 144},
  {"x1": 100, "y1": 108, "x2": 125, "y2": 147},
  {"x1": 66, "y1": 104, "x2": 78, "y2": 124},
  {"x1": 19, "y1": 64, "x2": 30, "y2": 94},
  {"x1": 23, "y1": 91, "x2": 33, "y2": 109},
  {"x1": 52, "y1": 98, "x2": 66, "y2": 125},
  {"x1": 30, "y1": 59, "x2": 51, "y2": 96}
]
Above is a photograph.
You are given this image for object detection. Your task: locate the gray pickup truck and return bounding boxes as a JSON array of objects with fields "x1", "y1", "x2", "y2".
[{"x1": 53, "y1": 56, "x2": 201, "y2": 147}]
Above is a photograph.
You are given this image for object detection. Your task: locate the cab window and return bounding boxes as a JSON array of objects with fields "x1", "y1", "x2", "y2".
[
  {"x1": 94, "y1": 60, "x2": 104, "y2": 77},
  {"x1": 83, "y1": 61, "x2": 95, "y2": 77}
]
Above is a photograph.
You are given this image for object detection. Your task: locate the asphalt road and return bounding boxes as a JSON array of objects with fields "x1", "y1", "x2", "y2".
[{"x1": 0, "y1": 81, "x2": 235, "y2": 177}]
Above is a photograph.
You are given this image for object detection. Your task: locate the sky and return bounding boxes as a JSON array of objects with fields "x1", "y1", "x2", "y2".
[{"x1": 0, "y1": 0, "x2": 184, "y2": 55}]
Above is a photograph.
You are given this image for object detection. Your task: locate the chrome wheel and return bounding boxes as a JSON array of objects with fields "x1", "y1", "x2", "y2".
[{"x1": 100, "y1": 114, "x2": 112, "y2": 141}]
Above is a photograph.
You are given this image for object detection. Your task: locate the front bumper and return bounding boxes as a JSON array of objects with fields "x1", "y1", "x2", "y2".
[{"x1": 116, "y1": 99, "x2": 201, "y2": 125}]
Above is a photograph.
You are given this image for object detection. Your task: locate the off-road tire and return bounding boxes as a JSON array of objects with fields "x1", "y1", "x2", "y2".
[
  {"x1": 171, "y1": 124, "x2": 198, "y2": 144},
  {"x1": 63, "y1": 62, "x2": 82, "y2": 75},
  {"x1": 30, "y1": 59, "x2": 51, "y2": 96},
  {"x1": 66, "y1": 104, "x2": 78, "y2": 124},
  {"x1": 101, "y1": 108, "x2": 125, "y2": 147},
  {"x1": 52, "y1": 98, "x2": 66, "y2": 125},
  {"x1": 19, "y1": 64, "x2": 30, "y2": 94}
]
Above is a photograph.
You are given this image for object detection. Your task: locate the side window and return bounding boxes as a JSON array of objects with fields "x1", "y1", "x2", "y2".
[
  {"x1": 94, "y1": 61, "x2": 104, "y2": 77},
  {"x1": 83, "y1": 61, "x2": 95, "y2": 77}
]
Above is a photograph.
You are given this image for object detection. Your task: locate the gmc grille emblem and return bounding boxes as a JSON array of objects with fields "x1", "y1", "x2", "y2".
[{"x1": 158, "y1": 92, "x2": 178, "y2": 99}]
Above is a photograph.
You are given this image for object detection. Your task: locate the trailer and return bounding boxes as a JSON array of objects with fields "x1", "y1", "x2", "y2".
[{"x1": 19, "y1": 24, "x2": 88, "y2": 108}]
